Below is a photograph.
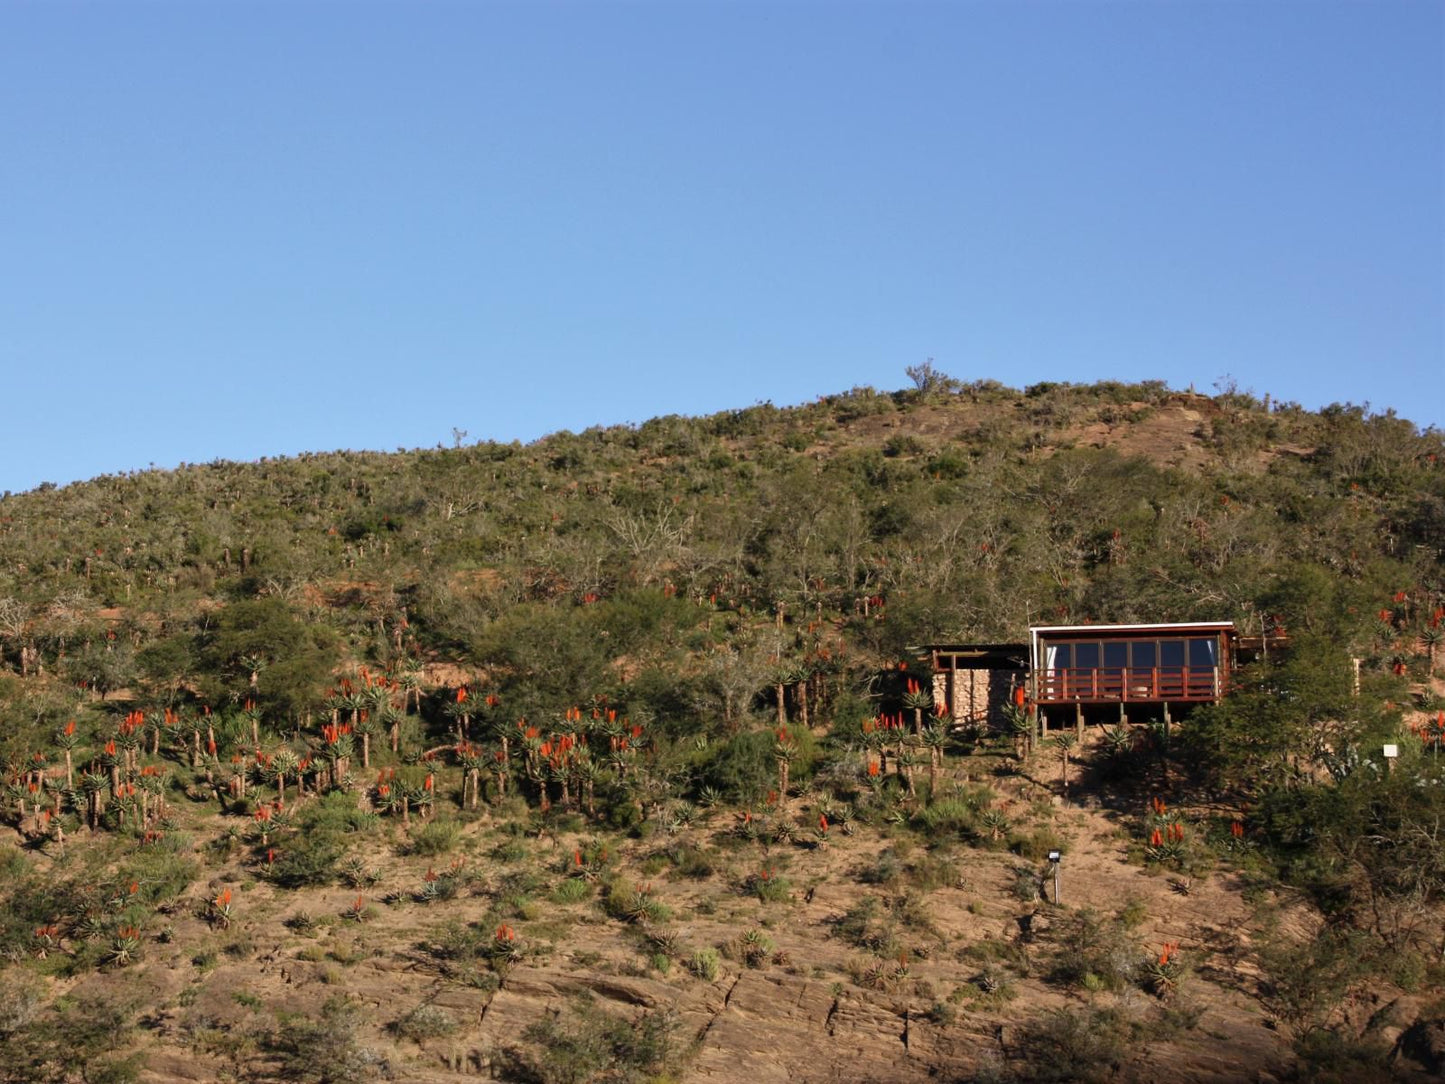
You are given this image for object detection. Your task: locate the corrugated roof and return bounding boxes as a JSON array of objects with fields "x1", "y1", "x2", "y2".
[{"x1": 1030, "y1": 622, "x2": 1235, "y2": 635}]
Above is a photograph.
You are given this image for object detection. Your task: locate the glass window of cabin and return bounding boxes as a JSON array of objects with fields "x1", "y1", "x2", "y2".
[
  {"x1": 1131, "y1": 641, "x2": 1156, "y2": 668},
  {"x1": 1045, "y1": 643, "x2": 1071, "y2": 670},
  {"x1": 1103, "y1": 642, "x2": 1128, "y2": 668},
  {"x1": 1073, "y1": 642, "x2": 1100, "y2": 669},
  {"x1": 1188, "y1": 638, "x2": 1218, "y2": 667},
  {"x1": 1159, "y1": 640, "x2": 1185, "y2": 668}
]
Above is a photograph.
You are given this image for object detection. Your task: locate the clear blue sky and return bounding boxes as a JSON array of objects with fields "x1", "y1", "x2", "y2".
[{"x1": 2, "y1": 0, "x2": 1440, "y2": 494}]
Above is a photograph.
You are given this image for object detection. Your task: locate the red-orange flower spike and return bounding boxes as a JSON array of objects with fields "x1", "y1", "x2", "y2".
[{"x1": 1150, "y1": 828, "x2": 1163, "y2": 847}]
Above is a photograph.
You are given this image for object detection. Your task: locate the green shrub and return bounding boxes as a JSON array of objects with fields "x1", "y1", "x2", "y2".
[
  {"x1": 914, "y1": 799, "x2": 978, "y2": 834},
  {"x1": 602, "y1": 878, "x2": 671, "y2": 925},
  {"x1": 1013, "y1": 1006, "x2": 1137, "y2": 1083},
  {"x1": 552, "y1": 878, "x2": 592, "y2": 904},
  {"x1": 492, "y1": 838, "x2": 527, "y2": 863},
  {"x1": 1292, "y1": 1027, "x2": 1392, "y2": 1082},
  {"x1": 1256, "y1": 926, "x2": 1374, "y2": 1030},
  {"x1": 500, "y1": 997, "x2": 683, "y2": 1084},
  {"x1": 1117, "y1": 897, "x2": 1148, "y2": 929},
  {"x1": 1011, "y1": 865, "x2": 1044, "y2": 902},
  {"x1": 267, "y1": 834, "x2": 345, "y2": 889},
  {"x1": 266, "y1": 994, "x2": 380, "y2": 1083},
  {"x1": 858, "y1": 848, "x2": 905, "y2": 887},
  {"x1": 747, "y1": 870, "x2": 790, "y2": 903},
  {"x1": 834, "y1": 895, "x2": 899, "y2": 956},
  {"x1": 0, "y1": 993, "x2": 143, "y2": 1084},
  {"x1": 726, "y1": 928, "x2": 774, "y2": 969},
  {"x1": 0, "y1": 846, "x2": 30, "y2": 879},
  {"x1": 407, "y1": 819, "x2": 460, "y2": 857},
  {"x1": 909, "y1": 852, "x2": 960, "y2": 891},
  {"x1": 688, "y1": 947, "x2": 721, "y2": 981},
  {"x1": 1045, "y1": 909, "x2": 1139, "y2": 993},
  {"x1": 696, "y1": 725, "x2": 818, "y2": 805},
  {"x1": 666, "y1": 843, "x2": 717, "y2": 879},
  {"x1": 392, "y1": 1003, "x2": 459, "y2": 1043},
  {"x1": 1012, "y1": 828, "x2": 1066, "y2": 861}
]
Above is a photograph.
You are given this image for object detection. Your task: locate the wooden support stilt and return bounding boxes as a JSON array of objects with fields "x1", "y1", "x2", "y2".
[
  {"x1": 1075, "y1": 702, "x2": 1084, "y2": 740},
  {"x1": 948, "y1": 655, "x2": 957, "y2": 724}
]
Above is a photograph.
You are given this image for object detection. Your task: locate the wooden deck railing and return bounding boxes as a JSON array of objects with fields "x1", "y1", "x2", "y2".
[{"x1": 1034, "y1": 667, "x2": 1223, "y2": 703}]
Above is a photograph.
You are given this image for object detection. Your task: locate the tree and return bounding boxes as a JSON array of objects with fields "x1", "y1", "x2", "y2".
[
  {"x1": 1184, "y1": 633, "x2": 1362, "y2": 795},
  {"x1": 267, "y1": 994, "x2": 379, "y2": 1084},
  {"x1": 0, "y1": 598, "x2": 30, "y2": 675},
  {"x1": 67, "y1": 639, "x2": 136, "y2": 701},
  {"x1": 201, "y1": 598, "x2": 336, "y2": 723},
  {"x1": 904, "y1": 359, "x2": 958, "y2": 396}
]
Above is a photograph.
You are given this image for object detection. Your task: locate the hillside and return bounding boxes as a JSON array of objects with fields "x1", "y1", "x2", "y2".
[{"x1": 1, "y1": 376, "x2": 1444, "y2": 1083}]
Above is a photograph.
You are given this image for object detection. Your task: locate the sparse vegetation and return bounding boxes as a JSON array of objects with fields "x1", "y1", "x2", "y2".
[{"x1": 0, "y1": 380, "x2": 1442, "y2": 1078}]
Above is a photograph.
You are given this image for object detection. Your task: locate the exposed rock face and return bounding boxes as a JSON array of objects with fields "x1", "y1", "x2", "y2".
[
  {"x1": 1399, "y1": 1017, "x2": 1445, "y2": 1076},
  {"x1": 464, "y1": 965, "x2": 986, "y2": 1084}
]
